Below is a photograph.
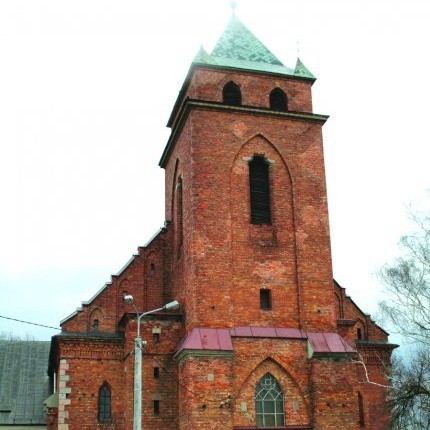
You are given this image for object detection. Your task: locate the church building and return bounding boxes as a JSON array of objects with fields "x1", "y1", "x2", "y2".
[{"x1": 48, "y1": 15, "x2": 396, "y2": 430}]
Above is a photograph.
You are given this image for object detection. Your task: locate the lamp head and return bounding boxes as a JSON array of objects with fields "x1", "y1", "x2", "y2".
[
  {"x1": 123, "y1": 294, "x2": 134, "y2": 305},
  {"x1": 163, "y1": 300, "x2": 180, "y2": 311}
]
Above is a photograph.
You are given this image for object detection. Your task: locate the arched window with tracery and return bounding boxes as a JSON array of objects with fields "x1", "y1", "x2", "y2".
[
  {"x1": 223, "y1": 81, "x2": 242, "y2": 106},
  {"x1": 98, "y1": 383, "x2": 111, "y2": 422},
  {"x1": 269, "y1": 88, "x2": 288, "y2": 111},
  {"x1": 255, "y1": 373, "x2": 285, "y2": 427}
]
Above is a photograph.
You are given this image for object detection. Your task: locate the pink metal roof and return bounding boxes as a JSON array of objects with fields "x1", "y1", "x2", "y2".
[
  {"x1": 175, "y1": 327, "x2": 355, "y2": 357},
  {"x1": 230, "y1": 326, "x2": 306, "y2": 339},
  {"x1": 307, "y1": 332, "x2": 355, "y2": 354},
  {"x1": 175, "y1": 328, "x2": 233, "y2": 355}
]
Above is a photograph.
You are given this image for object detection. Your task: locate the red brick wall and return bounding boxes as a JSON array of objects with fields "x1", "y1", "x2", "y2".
[
  {"x1": 55, "y1": 315, "x2": 183, "y2": 430},
  {"x1": 311, "y1": 360, "x2": 361, "y2": 430},
  {"x1": 169, "y1": 67, "x2": 314, "y2": 127},
  {"x1": 53, "y1": 58, "x2": 394, "y2": 430},
  {"x1": 56, "y1": 338, "x2": 127, "y2": 430},
  {"x1": 178, "y1": 355, "x2": 234, "y2": 430},
  {"x1": 164, "y1": 67, "x2": 335, "y2": 331}
]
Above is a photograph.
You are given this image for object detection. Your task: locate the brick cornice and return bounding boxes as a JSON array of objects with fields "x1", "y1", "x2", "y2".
[{"x1": 159, "y1": 98, "x2": 329, "y2": 168}]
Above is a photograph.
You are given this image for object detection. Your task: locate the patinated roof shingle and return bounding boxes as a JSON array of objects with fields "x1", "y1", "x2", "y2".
[{"x1": 193, "y1": 15, "x2": 315, "y2": 80}]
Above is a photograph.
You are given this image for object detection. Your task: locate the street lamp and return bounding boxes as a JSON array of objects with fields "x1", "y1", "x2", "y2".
[{"x1": 123, "y1": 295, "x2": 179, "y2": 430}]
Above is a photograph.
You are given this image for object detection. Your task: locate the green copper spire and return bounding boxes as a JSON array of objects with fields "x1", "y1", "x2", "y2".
[
  {"x1": 193, "y1": 46, "x2": 216, "y2": 65},
  {"x1": 211, "y1": 15, "x2": 283, "y2": 65},
  {"x1": 192, "y1": 16, "x2": 315, "y2": 80},
  {"x1": 294, "y1": 57, "x2": 315, "y2": 79}
]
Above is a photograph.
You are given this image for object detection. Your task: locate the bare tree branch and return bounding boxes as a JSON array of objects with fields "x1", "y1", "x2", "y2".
[{"x1": 378, "y1": 212, "x2": 430, "y2": 429}]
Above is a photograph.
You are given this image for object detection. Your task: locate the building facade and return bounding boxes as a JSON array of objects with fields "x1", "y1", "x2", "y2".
[{"x1": 48, "y1": 16, "x2": 396, "y2": 430}]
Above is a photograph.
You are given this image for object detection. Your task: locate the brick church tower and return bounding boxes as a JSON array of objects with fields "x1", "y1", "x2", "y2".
[{"x1": 48, "y1": 16, "x2": 396, "y2": 430}]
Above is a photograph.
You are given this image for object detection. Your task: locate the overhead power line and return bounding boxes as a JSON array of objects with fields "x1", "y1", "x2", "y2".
[{"x1": 0, "y1": 314, "x2": 62, "y2": 331}]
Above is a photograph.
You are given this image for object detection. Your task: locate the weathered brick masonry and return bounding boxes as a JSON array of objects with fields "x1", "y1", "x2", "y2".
[{"x1": 48, "y1": 15, "x2": 396, "y2": 430}]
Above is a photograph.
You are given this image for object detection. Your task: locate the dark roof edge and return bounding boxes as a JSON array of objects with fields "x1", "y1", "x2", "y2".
[
  {"x1": 195, "y1": 62, "x2": 316, "y2": 82},
  {"x1": 356, "y1": 340, "x2": 399, "y2": 350},
  {"x1": 53, "y1": 331, "x2": 125, "y2": 340},
  {"x1": 160, "y1": 99, "x2": 328, "y2": 167}
]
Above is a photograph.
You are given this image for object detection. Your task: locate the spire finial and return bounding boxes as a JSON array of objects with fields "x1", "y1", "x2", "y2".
[
  {"x1": 296, "y1": 40, "x2": 300, "y2": 57},
  {"x1": 230, "y1": 1, "x2": 238, "y2": 15}
]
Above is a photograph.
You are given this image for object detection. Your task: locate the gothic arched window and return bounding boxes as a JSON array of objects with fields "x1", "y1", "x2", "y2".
[
  {"x1": 98, "y1": 383, "x2": 111, "y2": 422},
  {"x1": 270, "y1": 88, "x2": 288, "y2": 111},
  {"x1": 223, "y1": 81, "x2": 242, "y2": 106},
  {"x1": 255, "y1": 373, "x2": 285, "y2": 427},
  {"x1": 249, "y1": 156, "x2": 271, "y2": 224}
]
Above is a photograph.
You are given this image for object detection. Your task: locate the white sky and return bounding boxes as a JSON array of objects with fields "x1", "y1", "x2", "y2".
[{"x1": 1, "y1": 0, "x2": 429, "y2": 342}]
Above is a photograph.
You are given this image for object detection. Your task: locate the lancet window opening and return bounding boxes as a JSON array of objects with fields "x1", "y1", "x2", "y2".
[
  {"x1": 98, "y1": 383, "x2": 111, "y2": 422},
  {"x1": 269, "y1": 88, "x2": 288, "y2": 111},
  {"x1": 249, "y1": 155, "x2": 271, "y2": 224},
  {"x1": 223, "y1": 81, "x2": 242, "y2": 106}
]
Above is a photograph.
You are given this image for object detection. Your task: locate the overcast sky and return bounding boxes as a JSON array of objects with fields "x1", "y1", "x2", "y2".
[{"x1": 1, "y1": 0, "x2": 429, "y2": 342}]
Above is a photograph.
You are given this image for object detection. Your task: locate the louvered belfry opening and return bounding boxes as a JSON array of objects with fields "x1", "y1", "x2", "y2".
[
  {"x1": 223, "y1": 81, "x2": 242, "y2": 106},
  {"x1": 249, "y1": 156, "x2": 271, "y2": 224}
]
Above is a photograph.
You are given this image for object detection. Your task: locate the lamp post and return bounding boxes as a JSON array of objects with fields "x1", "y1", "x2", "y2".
[{"x1": 123, "y1": 295, "x2": 179, "y2": 430}]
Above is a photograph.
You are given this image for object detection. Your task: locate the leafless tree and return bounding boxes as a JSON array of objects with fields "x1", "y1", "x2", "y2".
[
  {"x1": 379, "y1": 213, "x2": 430, "y2": 344},
  {"x1": 379, "y1": 213, "x2": 430, "y2": 429},
  {"x1": 389, "y1": 349, "x2": 430, "y2": 430},
  {"x1": 0, "y1": 331, "x2": 36, "y2": 341}
]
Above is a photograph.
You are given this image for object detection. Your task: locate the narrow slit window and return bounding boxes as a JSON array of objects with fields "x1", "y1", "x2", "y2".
[
  {"x1": 153, "y1": 400, "x2": 160, "y2": 415},
  {"x1": 358, "y1": 392, "x2": 365, "y2": 426},
  {"x1": 223, "y1": 81, "x2": 242, "y2": 106},
  {"x1": 260, "y1": 289, "x2": 272, "y2": 310},
  {"x1": 153, "y1": 367, "x2": 160, "y2": 379},
  {"x1": 92, "y1": 319, "x2": 99, "y2": 332},
  {"x1": 176, "y1": 177, "x2": 183, "y2": 252},
  {"x1": 249, "y1": 156, "x2": 271, "y2": 224},
  {"x1": 153, "y1": 333, "x2": 160, "y2": 344},
  {"x1": 357, "y1": 328, "x2": 362, "y2": 340},
  {"x1": 150, "y1": 262, "x2": 155, "y2": 274},
  {"x1": 270, "y1": 88, "x2": 288, "y2": 111}
]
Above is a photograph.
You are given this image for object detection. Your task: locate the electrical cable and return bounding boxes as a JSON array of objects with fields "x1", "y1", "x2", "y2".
[{"x1": 0, "y1": 314, "x2": 62, "y2": 331}]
